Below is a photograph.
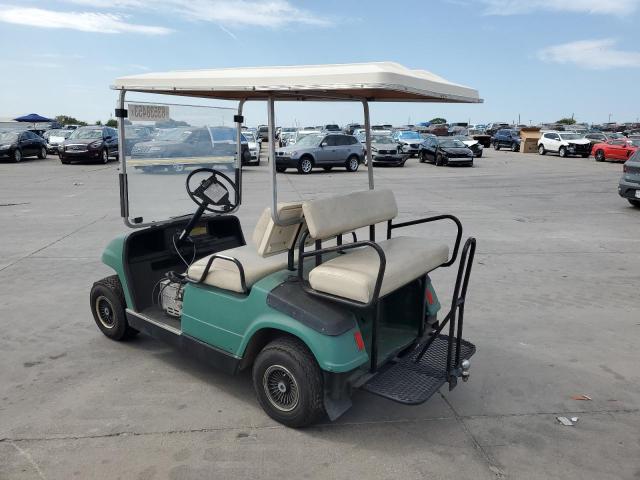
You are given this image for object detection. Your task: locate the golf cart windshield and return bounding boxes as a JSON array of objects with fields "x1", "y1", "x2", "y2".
[{"x1": 121, "y1": 97, "x2": 238, "y2": 225}]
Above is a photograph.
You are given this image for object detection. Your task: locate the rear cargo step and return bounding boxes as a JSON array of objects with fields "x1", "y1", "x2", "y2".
[{"x1": 363, "y1": 334, "x2": 475, "y2": 405}]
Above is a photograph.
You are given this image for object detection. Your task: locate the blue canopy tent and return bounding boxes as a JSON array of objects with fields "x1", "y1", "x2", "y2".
[{"x1": 14, "y1": 113, "x2": 54, "y2": 122}]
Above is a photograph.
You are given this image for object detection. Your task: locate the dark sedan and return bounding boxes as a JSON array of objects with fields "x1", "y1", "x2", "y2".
[
  {"x1": 419, "y1": 136, "x2": 474, "y2": 166},
  {"x1": 59, "y1": 126, "x2": 118, "y2": 164},
  {"x1": 369, "y1": 135, "x2": 408, "y2": 167},
  {"x1": 0, "y1": 130, "x2": 48, "y2": 162}
]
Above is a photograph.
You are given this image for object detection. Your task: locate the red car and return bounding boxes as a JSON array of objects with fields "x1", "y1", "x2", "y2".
[{"x1": 592, "y1": 139, "x2": 638, "y2": 162}]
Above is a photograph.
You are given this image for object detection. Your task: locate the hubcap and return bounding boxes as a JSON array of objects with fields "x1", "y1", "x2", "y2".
[
  {"x1": 15, "y1": 151, "x2": 21, "y2": 162},
  {"x1": 263, "y1": 365, "x2": 299, "y2": 412},
  {"x1": 301, "y1": 159, "x2": 312, "y2": 173},
  {"x1": 349, "y1": 158, "x2": 358, "y2": 170},
  {"x1": 95, "y1": 296, "x2": 115, "y2": 329},
  {"x1": 103, "y1": 151, "x2": 108, "y2": 163}
]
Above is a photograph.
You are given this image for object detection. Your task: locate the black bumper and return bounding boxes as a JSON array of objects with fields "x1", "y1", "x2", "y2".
[
  {"x1": 372, "y1": 154, "x2": 407, "y2": 166},
  {"x1": 618, "y1": 179, "x2": 640, "y2": 199}
]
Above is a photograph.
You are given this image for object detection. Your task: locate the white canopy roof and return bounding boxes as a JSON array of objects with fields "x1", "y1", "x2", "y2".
[{"x1": 112, "y1": 62, "x2": 481, "y2": 103}]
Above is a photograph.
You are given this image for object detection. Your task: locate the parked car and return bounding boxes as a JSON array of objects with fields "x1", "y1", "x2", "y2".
[
  {"x1": 619, "y1": 150, "x2": 640, "y2": 207},
  {"x1": 43, "y1": 129, "x2": 72, "y2": 153},
  {"x1": 537, "y1": 131, "x2": 591, "y2": 157},
  {"x1": 279, "y1": 130, "x2": 297, "y2": 147},
  {"x1": 256, "y1": 125, "x2": 269, "y2": 141},
  {"x1": 369, "y1": 135, "x2": 408, "y2": 167},
  {"x1": 419, "y1": 136, "x2": 474, "y2": 166},
  {"x1": 59, "y1": 126, "x2": 118, "y2": 164},
  {"x1": 492, "y1": 129, "x2": 520, "y2": 151},
  {"x1": 323, "y1": 124, "x2": 341, "y2": 132},
  {"x1": 485, "y1": 122, "x2": 511, "y2": 136},
  {"x1": 124, "y1": 125, "x2": 153, "y2": 154},
  {"x1": 426, "y1": 123, "x2": 449, "y2": 136},
  {"x1": 241, "y1": 131, "x2": 260, "y2": 165},
  {"x1": 465, "y1": 128, "x2": 491, "y2": 148},
  {"x1": 393, "y1": 130, "x2": 423, "y2": 156},
  {"x1": 343, "y1": 123, "x2": 363, "y2": 135},
  {"x1": 0, "y1": 130, "x2": 48, "y2": 162},
  {"x1": 453, "y1": 135, "x2": 483, "y2": 157},
  {"x1": 275, "y1": 133, "x2": 363, "y2": 174},
  {"x1": 591, "y1": 139, "x2": 638, "y2": 163}
]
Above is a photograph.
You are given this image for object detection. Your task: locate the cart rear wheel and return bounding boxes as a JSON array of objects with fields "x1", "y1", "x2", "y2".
[
  {"x1": 252, "y1": 337, "x2": 324, "y2": 427},
  {"x1": 90, "y1": 275, "x2": 138, "y2": 341}
]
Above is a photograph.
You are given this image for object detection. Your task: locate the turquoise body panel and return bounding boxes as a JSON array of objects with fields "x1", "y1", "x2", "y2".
[
  {"x1": 101, "y1": 235, "x2": 369, "y2": 374},
  {"x1": 101, "y1": 234, "x2": 134, "y2": 308},
  {"x1": 181, "y1": 269, "x2": 369, "y2": 373}
]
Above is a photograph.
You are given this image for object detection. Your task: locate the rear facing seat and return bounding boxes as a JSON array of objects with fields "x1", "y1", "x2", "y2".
[
  {"x1": 187, "y1": 202, "x2": 303, "y2": 293},
  {"x1": 302, "y1": 189, "x2": 450, "y2": 304}
]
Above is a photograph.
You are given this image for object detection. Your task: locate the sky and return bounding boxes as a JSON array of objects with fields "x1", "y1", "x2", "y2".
[{"x1": 1, "y1": 0, "x2": 639, "y2": 127}]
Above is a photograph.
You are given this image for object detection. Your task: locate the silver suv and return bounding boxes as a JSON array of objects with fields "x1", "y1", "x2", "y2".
[{"x1": 275, "y1": 133, "x2": 364, "y2": 174}]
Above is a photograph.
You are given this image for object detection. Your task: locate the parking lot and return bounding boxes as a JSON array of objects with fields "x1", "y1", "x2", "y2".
[{"x1": 0, "y1": 150, "x2": 638, "y2": 479}]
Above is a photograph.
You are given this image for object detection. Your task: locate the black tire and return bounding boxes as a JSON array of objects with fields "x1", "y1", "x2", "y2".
[
  {"x1": 435, "y1": 154, "x2": 444, "y2": 166},
  {"x1": 511, "y1": 143, "x2": 518, "y2": 152},
  {"x1": 101, "y1": 149, "x2": 109, "y2": 164},
  {"x1": 595, "y1": 149, "x2": 605, "y2": 162},
  {"x1": 276, "y1": 166, "x2": 287, "y2": 173},
  {"x1": 494, "y1": 142, "x2": 500, "y2": 151},
  {"x1": 322, "y1": 166, "x2": 333, "y2": 172},
  {"x1": 297, "y1": 156, "x2": 314, "y2": 174},
  {"x1": 476, "y1": 151, "x2": 483, "y2": 158},
  {"x1": 628, "y1": 199, "x2": 640, "y2": 208},
  {"x1": 559, "y1": 146, "x2": 567, "y2": 158},
  {"x1": 538, "y1": 144, "x2": 546, "y2": 155},
  {"x1": 252, "y1": 337, "x2": 324, "y2": 427},
  {"x1": 37, "y1": 146, "x2": 47, "y2": 159},
  {"x1": 345, "y1": 155, "x2": 359, "y2": 172},
  {"x1": 419, "y1": 150, "x2": 426, "y2": 163},
  {"x1": 60, "y1": 158, "x2": 70, "y2": 164},
  {"x1": 13, "y1": 149, "x2": 22, "y2": 163},
  {"x1": 90, "y1": 275, "x2": 138, "y2": 341}
]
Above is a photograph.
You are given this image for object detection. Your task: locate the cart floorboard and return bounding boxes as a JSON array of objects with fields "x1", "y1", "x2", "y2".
[{"x1": 363, "y1": 335, "x2": 476, "y2": 405}]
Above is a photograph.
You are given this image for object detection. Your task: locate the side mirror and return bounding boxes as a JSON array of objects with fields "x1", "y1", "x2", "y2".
[{"x1": 320, "y1": 142, "x2": 327, "y2": 148}]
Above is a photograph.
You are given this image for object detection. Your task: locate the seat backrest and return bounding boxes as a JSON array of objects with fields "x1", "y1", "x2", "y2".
[
  {"x1": 302, "y1": 189, "x2": 398, "y2": 240},
  {"x1": 252, "y1": 202, "x2": 304, "y2": 257}
]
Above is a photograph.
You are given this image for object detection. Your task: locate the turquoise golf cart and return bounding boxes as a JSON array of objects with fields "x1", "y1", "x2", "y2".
[{"x1": 90, "y1": 62, "x2": 482, "y2": 427}]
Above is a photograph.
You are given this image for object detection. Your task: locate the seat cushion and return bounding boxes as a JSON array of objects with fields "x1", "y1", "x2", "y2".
[
  {"x1": 308, "y1": 236, "x2": 449, "y2": 303},
  {"x1": 188, "y1": 245, "x2": 288, "y2": 293}
]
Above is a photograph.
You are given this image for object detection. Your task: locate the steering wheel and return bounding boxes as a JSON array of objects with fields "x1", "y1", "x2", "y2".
[{"x1": 186, "y1": 168, "x2": 237, "y2": 214}]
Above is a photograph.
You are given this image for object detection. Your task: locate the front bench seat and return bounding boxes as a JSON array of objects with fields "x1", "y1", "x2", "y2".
[{"x1": 187, "y1": 202, "x2": 303, "y2": 293}]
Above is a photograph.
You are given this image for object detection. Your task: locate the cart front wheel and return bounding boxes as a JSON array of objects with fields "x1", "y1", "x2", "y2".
[
  {"x1": 252, "y1": 337, "x2": 324, "y2": 427},
  {"x1": 90, "y1": 275, "x2": 138, "y2": 341}
]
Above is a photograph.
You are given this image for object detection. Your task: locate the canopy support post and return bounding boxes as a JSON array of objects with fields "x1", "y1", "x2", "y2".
[
  {"x1": 116, "y1": 89, "x2": 131, "y2": 224},
  {"x1": 235, "y1": 100, "x2": 245, "y2": 208},
  {"x1": 362, "y1": 100, "x2": 374, "y2": 190}
]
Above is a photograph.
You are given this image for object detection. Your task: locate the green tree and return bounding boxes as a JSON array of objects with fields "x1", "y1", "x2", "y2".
[
  {"x1": 557, "y1": 117, "x2": 576, "y2": 125},
  {"x1": 105, "y1": 119, "x2": 118, "y2": 127},
  {"x1": 95, "y1": 120, "x2": 102, "y2": 125},
  {"x1": 429, "y1": 117, "x2": 447, "y2": 124},
  {"x1": 55, "y1": 115, "x2": 87, "y2": 127}
]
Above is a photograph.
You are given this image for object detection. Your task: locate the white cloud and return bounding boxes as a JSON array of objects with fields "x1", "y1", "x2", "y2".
[
  {"x1": 538, "y1": 38, "x2": 640, "y2": 69},
  {"x1": 481, "y1": 0, "x2": 640, "y2": 16},
  {"x1": 0, "y1": 6, "x2": 172, "y2": 34},
  {"x1": 66, "y1": 0, "x2": 332, "y2": 27}
]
